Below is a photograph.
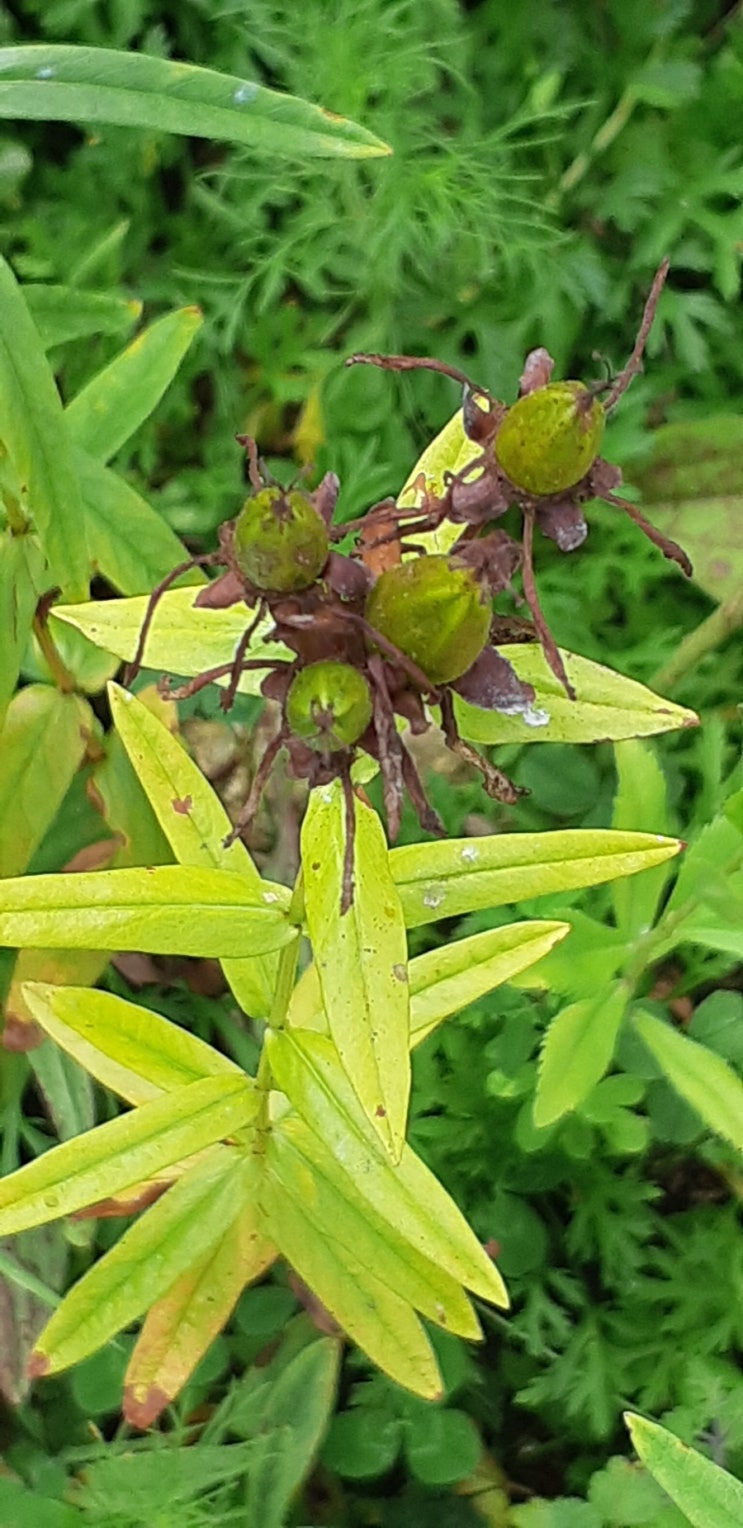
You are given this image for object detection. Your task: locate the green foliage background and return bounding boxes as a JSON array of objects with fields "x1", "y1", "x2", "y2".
[{"x1": 0, "y1": 0, "x2": 741, "y2": 1523}]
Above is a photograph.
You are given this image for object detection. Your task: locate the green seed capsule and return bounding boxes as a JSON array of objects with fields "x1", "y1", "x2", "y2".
[
  {"x1": 286, "y1": 661, "x2": 373, "y2": 752},
  {"x1": 365, "y1": 554, "x2": 491, "y2": 685},
  {"x1": 495, "y1": 381, "x2": 605, "y2": 496},
  {"x1": 233, "y1": 487, "x2": 329, "y2": 593}
]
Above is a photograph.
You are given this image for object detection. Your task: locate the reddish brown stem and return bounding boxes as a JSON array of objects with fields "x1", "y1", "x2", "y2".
[
  {"x1": 521, "y1": 509, "x2": 575, "y2": 700},
  {"x1": 346, "y1": 351, "x2": 490, "y2": 400},
  {"x1": 124, "y1": 554, "x2": 218, "y2": 687},
  {"x1": 604, "y1": 258, "x2": 670, "y2": 411},
  {"x1": 223, "y1": 729, "x2": 287, "y2": 848},
  {"x1": 601, "y1": 491, "x2": 692, "y2": 576}
]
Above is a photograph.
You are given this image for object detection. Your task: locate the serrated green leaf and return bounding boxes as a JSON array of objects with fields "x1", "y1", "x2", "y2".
[
  {"x1": 0, "y1": 1074, "x2": 258, "y2": 1235},
  {"x1": 0, "y1": 255, "x2": 88, "y2": 598},
  {"x1": 124, "y1": 1182, "x2": 276, "y2": 1428},
  {"x1": 302, "y1": 782, "x2": 410, "y2": 1160},
  {"x1": 274, "y1": 1114, "x2": 481, "y2": 1339},
  {"x1": 632, "y1": 1009, "x2": 743, "y2": 1152},
  {"x1": 76, "y1": 452, "x2": 205, "y2": 596},
  {"x1": 265, "y1": 1028, "x2": 508, "y2": 1307},
  {"x1": 625, "y1": 1412, "x2": 743, "y2": 1528},
  {"x1": 611, "y1": 739, "x2": 672, "y2": 938},
  {"x1": 260, "y1": 1135, "x2": 442, "y2": 1401},
  {"x1": 21, "y1": 983, "x2": 241, "y2": 1106},
  {"x1": 32, "y1": 1148, "x2": 248, "y2": 1376},
  {"x1": 509, "y1": 910, "x2": 625, "y2": 998},
  {"x1": 0, "y1": 686, "x2": 94, "y2": 877},
  {"x1": 0, "y1": 531, "x2": 45, "y2": 727},
  {"x1": 390, "y1": 829, "x2": 683, "y2": 928},
  {"x1": 66, "y1": 308, "x2": 203, "y2": 463},
  {"x1": 534, "y1": 983, "x2": 629, "y2": 1128},
  {"x1": 23, "y1": 284, "x2": 141, "y2": 349},
  {"x1": 0, "y1": 46, "x2": 391, "y2": 159},
  {"x1": 0, "y1": 864, "x2": 295, "y2": 957},
  {"x1": 52, "y1": 590, "x2": 286, "y2": 692},
  {"x1": 109, "y1": 684, "x2": 282, "y2": 1017},
  {"x1": 453, "y1": 646, "x2": 697, "y2": 745}
]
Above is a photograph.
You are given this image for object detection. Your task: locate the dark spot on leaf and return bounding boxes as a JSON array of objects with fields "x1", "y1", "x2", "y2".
[
  {"x1": 375, "y1": 1105, "x2": 387, "y2": 1118},
  {"x1": 123, "y1": 1382, "x2": 171, "y2": 1431},
  {"x1": 172, "y1": 795, "x2": 193, "y2": 815},
  {"x1": 392, "y1": 963, "x2": 408, "y2": 982},
  {"x1": 27, "y1": 1350, "x2": 51, "y2": 1379}
]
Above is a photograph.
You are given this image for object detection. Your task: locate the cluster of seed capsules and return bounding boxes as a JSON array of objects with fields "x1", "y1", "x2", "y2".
[{"x1": 127, "y1": 261, "x2": 690, "y2": 910}]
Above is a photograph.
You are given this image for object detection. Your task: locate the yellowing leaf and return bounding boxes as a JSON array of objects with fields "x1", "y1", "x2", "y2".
[
  {"x1": 453, "y1": 647, "x2": 697, "y2": 745},
  {"x1": 109, "y1": 684, "x2": 284, "y2": 1016},
  {"x1": 633, "y1": 1009, "x2": 743, "y2": 1152},
  {"x1": 124, "y1": 1180, "x2": 276, "y2": 1428},
  {"x1": 302, "y1": 782, "x2": 410, "y2": 1160},
  {"x1": 21, "y1": 983, "x2": 241, "y2": 1106},
  {"x1": 0, "y1": 1074, "x2": 258, "y2": 1236},
  {"x1": 266, "y1": 1028, "x2": 507, "y2": 1307},
  {"x1": 30, "y1": 1148, "x2": 249, "y2": 1376},
  {"x1": 390, "y1": 829, "x2": 683, "y2": 928},
  {"x1": 409, "y1": 920, "x2": 570, "y2": 1048},
  {"x1": 52, "y1": 589, "x2": 287, "y2": 692},
  {"x1": 261, "y1": 1134, "x2": 442, "y2": 1401},
  {"x1": 625, "y1": 1412, "x2": 743, "y2": 1528},
  {"x1": 534, "y1": 982, "x2": 629, "y2": 1127},
  {"x1": 0, "y1": 864, "x2": 295, "y2": 957}
]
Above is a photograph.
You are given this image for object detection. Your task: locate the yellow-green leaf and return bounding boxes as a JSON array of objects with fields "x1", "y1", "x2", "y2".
[
  {"x1": 611, "y1": 739, "x2": 671, "y2": 939},
  {"x1": 65, "y1": 308, "x2": 203, "y2": 462},
  {"x1": 301, "y1": 782, "x2": 410, "y2": 1159},
  {"x1": 261, "y1": 1134, "x2": 442, "y2": 1400},
  {"x1": 266, "y1": 1028, "x2": 508, "y2": 1307},
  {"x1": 633, "y1": 1009, "x2": 743, "y2": 1152},
  {"x1": 625, "y1": 1412, "x2": 743, "y2": 1528},
  {"x1": 0, "y1": 45, "x2": 391, "y2": 159},
  {"x1": 390, "y1": 829, "x2": 683, "y2": 928},
  {"x1": 0, "y1": 686, "x2": 95, "y2": 877},
  {"x1": 453, "y1": 646, "x2": 697, "y2": 745},
  {"x1": 534, "y1": 982, "x2": 629, "y2": 1128},
  {"x1": 274, "y1": 1117, "x2": 480, "y2": 1339},
  {"x1": 0, "y1": 531, "x2": 45, "y2": 728},
  {"x1": 31, "y1": 1147, "x2": 248, "y2": 1376},
  {"x1": 409, "y1": 920, "x2": 570, "y2": 1048},
  {"x1": 52, "y1": 589, "x2": 286, "y2": 692},
  {"x1": 24, "y1": 283, "x2": 141, "y2": 349},
  {"x1": 0, "y1": 864, "x2": 295, "y2": 957},
  {"x1": 0, "y1": 254, "x2": 88, "y2": 598},
  {"x1": 109, "y1": 684, "x2": 283, "y2": 1017},
  {"x1": 124, "y1": 1177, "x2": 276, "y2": 1428},
  {"x1": 0, "y1": 1074, "x2": 258, "y2": 1235},
  {"x1": 77, "y1": 452, "x2": 206, "y2": 596},
  {"x1": 21, "y1": 983, "x2": 241, "y2": 1106}
]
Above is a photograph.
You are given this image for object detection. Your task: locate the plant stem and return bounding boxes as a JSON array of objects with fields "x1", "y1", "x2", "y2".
[
  {"x1": 651, "y1": 586, "x2": 743, "y2": 693},
  {"x1": 32, "y1": 609, "x2": 77, "y2": 693}
]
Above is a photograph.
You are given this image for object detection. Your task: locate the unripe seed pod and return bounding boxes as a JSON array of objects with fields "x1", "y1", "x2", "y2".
[
  {"x1": 365, "y1": 554, "x2": 491, "y2": 685},
  {"x1": 233, "y1": 487, "x2": 329, "y2": 593},
  {"x1": 495, "y1": 381, "x2": 605, "y2": 496},
  {"x1": 286, "y1": 661, "x2": 373, "y2": 752}
]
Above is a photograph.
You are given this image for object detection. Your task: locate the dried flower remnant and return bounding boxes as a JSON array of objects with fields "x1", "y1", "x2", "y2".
[{"x1": 347, "y1": 259, "x2": 691, "y2": 699}]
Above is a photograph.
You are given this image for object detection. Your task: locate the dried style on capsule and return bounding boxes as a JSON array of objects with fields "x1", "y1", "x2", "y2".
[{"x1": 346, "y1": 259, "x2": 691, "y2": 700}]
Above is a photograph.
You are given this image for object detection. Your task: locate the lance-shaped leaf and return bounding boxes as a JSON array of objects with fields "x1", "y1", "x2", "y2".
[
  {"x1": 288, "y1": 921, "x2": 570, "y2": 1049},
  {"x1": 534, "y1": 982, "x2": 629, "y2": 1128},
  {"x1": 625, "y1": 1412, "x2": 743, "y2": 1528},
  {"x1": 301, "y1": 782, "x2": 410, "y2": 1160},
  {"x1": 633, "y1": 1009, "x2": 743, "y2": 1153},
  {"x1": 0, "y1": 46, "x2": 391, "y2": 159},
  {"x1": 266, "y1": 1028, "x2": 507, "y2": 1307},
  {"x1": 29, "y1": 1146, "x2": 249, "y2": 1377},
  {"x1": 0, "y1": 864, "x2": 295, "y2": 957},
  {"x1": 77, "y1": 453, "x2": 206, "y2": 597},
  {"x1": 390, "y1": 829, "x2": 683, "y2": 928},
  {"x1": 260, "y1": 1131, "x2": 442, "y2": 1401},
  {"x1": 24, "y1": 283, "x2": 141, "y2": 349},
  {"x1": 611, "y1": 739, "x2": 672, "y2": 939},
  {"x1": 0, "y1": 1074, "x2": 258, "y2": 1236},
  {"x1": 243, "y1": 1338, "x2": 341, "y2": 1528},
  {"x1": 124, "y1": 1174, "x2": 277, "y2": 1428},
  {"x1": 21, "y1": 983, "x2": 241, "y2": 1106},
  {"x1": 52, "y1": 590, "x2": 286, "y2": 692},
  {"x1": 453, "y1": 646, "x2": 697, "y2": 745},
  {"x1": 272, "y1": 1114, "x2": 481, "y2": 1340},
  {"x1": 0, "y1": 531, "x2": 45, "y2": 728},
  {"x1": 109, "y1": 684, "x2": 284, "y2": 1016},
  {"x1": 0, "y1": 254, "x2": 88, "y2": 598},
  {"x1": 0, "y1": 686, "x2": 95, "y2": 877},
  {"x1": 65, "y1": 308, "x2": 203, "y2": 462}
]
